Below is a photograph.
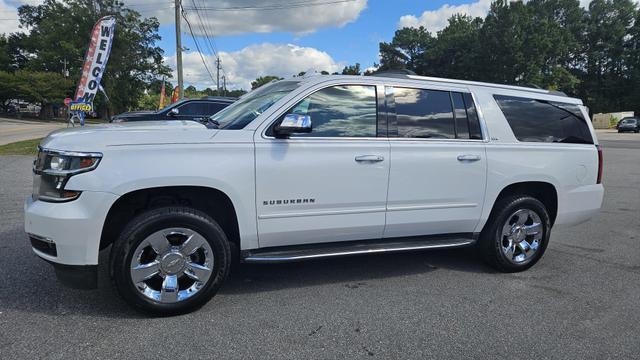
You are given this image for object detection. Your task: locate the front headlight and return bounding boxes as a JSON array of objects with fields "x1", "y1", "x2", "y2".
[{"x1": 32, "y1": 147, "x2": 102, "y2": 202}]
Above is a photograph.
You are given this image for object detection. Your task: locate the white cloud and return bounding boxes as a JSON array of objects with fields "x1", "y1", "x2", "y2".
[
  {"x1": 398, "y1": 0, "x2": 492, "y2": 33},
  {"x1": 1, "y1": 0, "x2": 367, "y2": 36},
  {"x1": 0, "y1": 0, "x2": 21, "y2": 34},
  {"x1": 397, "y1": 0, "x2": 640, "y2": 33},
  {"x1": 165, "y1": 43, "x2": 343, "y2": 90},
  {"x1": 135, "y1": 0, "x2": 367, "y2": 36}
]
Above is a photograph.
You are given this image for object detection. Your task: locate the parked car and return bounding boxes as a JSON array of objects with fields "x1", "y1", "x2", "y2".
[
  {"x1": 110, "y1": 96, "x2": 236, "y2": 123},
  {"x1": 26, "y1": 73, "x2": 604, "y2": 315},
  {"x1": 617, "y1": 117, "x2": 639, "y2": 133}
]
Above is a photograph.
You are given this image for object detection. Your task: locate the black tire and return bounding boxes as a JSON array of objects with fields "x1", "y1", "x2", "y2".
[
  {"x1": 635, "y1": 130, "x2": 639, "y2": 133},
  {"x1": 479, "y1": 195, "x2": 551, "y2": 272},
  {"x1": 110, "y1": 206, "x2": 231, "y2": 316}
]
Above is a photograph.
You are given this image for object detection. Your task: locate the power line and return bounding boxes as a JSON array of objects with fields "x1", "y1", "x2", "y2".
[
  {"x1": 185, "y1": 0, "x2": 235, "y2": 90},
  {"x1": 180, "y1": 4, "x2": 217, "y2": 87},
  {"x1": 182, "y1": 0, "x2": 357, "y2": 11}
]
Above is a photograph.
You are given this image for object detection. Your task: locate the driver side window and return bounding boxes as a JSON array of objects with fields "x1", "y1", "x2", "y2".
[{"x1": 282, "y1": 85, "x2": 378, "y2": 138}]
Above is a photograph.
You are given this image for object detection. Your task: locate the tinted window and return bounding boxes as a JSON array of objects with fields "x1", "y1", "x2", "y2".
[
  {"x1": 207, "y1": 102, "x2": 228, "y2": 115},
  {"x1": 395, "y1": 88, "x2": 455, "y2": 139},
  {"x1": 451, "y1": 92, "x2": 469, "y2": 139},
  {"x1": 463, "y1": 93, "x2": 482, "y2": 139},
  {"x1": 217, "y1": 80, "x2": 301, "y2": 130},
  {"x1": 494, "y1": 95, "x2": 593, "y2": 144},
  {"x1": 286, "y1": 85, "x2": 377, "y2": 137},
  {"x1": 178, "y1": 102, "x2": 208, "y2": 116}
]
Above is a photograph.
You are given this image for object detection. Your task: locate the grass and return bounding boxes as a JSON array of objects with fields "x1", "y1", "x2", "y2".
[{"x1": 0, "y1": 138, "x2": 42, "y2": 156}]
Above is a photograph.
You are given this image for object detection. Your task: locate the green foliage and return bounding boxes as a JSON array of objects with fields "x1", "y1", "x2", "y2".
[
  {"x1": 0, "y1": 70, "x2": 74, "y2": 116},
  {"x1": 14, "y1": 0, "x2": 171, "y2": 116},
  {"x1": 0, "y1": 138, "x2": 43, "y2": 156},
  {"x1": 251, "y1": 75, "x2": 283, "y2": 90},
  {"x1": 378, "y1": 0, "x2": 640, "y2": 114},
  {"x1": 0, "y1": 35, "x2": 10, "y2": 72},
  {"x1": 609, "y1": 115, "x2": 619, "y2": 128},
  {"x1": 341, "y1": 63, "x2": 361, "y2": 75}
]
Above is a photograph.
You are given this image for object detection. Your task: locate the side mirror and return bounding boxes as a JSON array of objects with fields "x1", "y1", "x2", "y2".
[
  {"x1": 274, "y1": 114, "x2": 312, "y2": 137},
  {"x1": 169, "y1": 108, "x2": 179, "y2": 116}
]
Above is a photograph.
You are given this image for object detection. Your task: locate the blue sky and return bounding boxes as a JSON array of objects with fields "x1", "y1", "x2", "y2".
[
  {"x1": 0, "y1": 0, "x2": 498, "y2": 89},
  {"x1": 161, "y1": 0, "x2": 472, "y2": 73},
  {"x1": 147, "y1": 0, "x2": 495, "y2": 89}
]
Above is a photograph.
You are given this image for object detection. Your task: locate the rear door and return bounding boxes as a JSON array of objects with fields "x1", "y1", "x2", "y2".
[
  {"x1": 384, "y1": 85, "x2": 487, "y2": 238},
  {"x1": 254, "y1": 84, "x2": 390, "y2": 247}
]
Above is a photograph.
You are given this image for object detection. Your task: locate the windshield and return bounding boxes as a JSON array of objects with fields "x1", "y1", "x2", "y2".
[
  {"x1": 211, "y1": 80, "x2": 301, "y2": 129},
  {"x1": 621, "y1": 118, "x2": 637, "y2": 124}
]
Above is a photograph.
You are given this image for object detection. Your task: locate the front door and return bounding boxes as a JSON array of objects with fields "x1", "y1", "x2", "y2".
[{"x1": 254, "y1": 84, "x2": 390, "y2": 248}]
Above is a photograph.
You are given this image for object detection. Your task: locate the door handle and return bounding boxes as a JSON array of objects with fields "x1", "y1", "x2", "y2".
[
  {"x1": 355, "y1": 155, "x2": 384, "y2": 163},
  {"x1": 457, "y1": 154, "x2": 481, "y2": 162}
]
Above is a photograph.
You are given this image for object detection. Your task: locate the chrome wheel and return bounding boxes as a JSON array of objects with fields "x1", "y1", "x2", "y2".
[
  {"x1": 130, "y1": 227, "x2": 214, "y2": 303},
  {"x1": 500, "y1": 209, "x2": 543, "y2": 264}
]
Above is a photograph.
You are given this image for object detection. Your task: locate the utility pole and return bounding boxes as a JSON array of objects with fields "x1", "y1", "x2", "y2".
[
  {"x1": 216, "y1": 57, "x2": 221, "y2": 93},
  {"x1": 174, "y1": 0, "x2": 184, "y2": 99},
  {"x1": 222, "y1": 75, "x2": 226, "y2": 97}
]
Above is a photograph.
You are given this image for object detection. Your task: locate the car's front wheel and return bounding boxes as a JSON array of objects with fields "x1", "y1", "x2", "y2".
[
  {"x1": 110, "y1": 206, "x2": 231, "y2": 315},
  {"x1": 479, "y1": 196, "x2": 550, "y2": 272}
]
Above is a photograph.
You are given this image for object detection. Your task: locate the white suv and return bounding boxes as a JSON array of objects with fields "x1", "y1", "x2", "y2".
[{"x1": 25, "y1": 73, "x2": 604, "y2": 314}]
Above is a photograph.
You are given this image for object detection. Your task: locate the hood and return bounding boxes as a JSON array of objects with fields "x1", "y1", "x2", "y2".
[{"x1": 40, "y1": 120, "x2": 218, "y2": 152}]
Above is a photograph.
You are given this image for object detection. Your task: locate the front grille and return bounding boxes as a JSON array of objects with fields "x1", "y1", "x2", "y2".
[{"x1": 30, "y1": 236, "x2": 57, "y2": 257}]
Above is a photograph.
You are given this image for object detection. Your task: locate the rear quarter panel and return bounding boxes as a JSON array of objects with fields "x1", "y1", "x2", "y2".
[{"x1": 472, "y1": 87, "x2": 602, "y2": 232}]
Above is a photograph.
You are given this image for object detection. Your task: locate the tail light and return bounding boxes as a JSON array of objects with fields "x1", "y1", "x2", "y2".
[{"x1": 596, "y1": 145, "x2": 603, "y2": 184}]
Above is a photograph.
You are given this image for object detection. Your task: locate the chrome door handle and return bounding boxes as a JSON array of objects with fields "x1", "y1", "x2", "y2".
[
  {"x1": 355, "y1": 155, "x2": 384, "y2": 162},
  {"x1": 457, "y1": 154, "x2": 481, "y2": 162}
]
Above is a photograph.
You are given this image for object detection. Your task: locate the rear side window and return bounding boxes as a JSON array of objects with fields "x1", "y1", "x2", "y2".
[
  {"x1": 494, "y1": 95, "x2": 593, "y2": 144},
  {"x1": 393, "y1": 88, "x2": 482, "y2": 140},
  {"x1": 394, "y1": 88, "x2": 455, "y2": 139}
]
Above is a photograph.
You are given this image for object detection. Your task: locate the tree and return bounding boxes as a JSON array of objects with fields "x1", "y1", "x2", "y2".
[
  {"x1": 251, "y1": 75, "x2": 283, "y2": 90},
  {"x1": 375, "y1": 0, "x2": 640, "y2": 113},
  {"x1": 6, "y1": 71, "x2": 74, "y2": 118},
  {"x1": 0, "y1": 36, "x2": 10, "y2": 72},
  {"x1": 580, "y1": 0, "x2": 637, "y2": 113},
  {"x1": 421, "y1": 15, "x2": 483, "y2": 79},
  {"x1": 379, "y1": 26, "x2": 434, "y2": 71},
  {"x1": 15, "y1": 0, "x2": 171, "y2": 117},
  {"x1": 341, "y1": 63, "x2": 361, "y2": 75}
]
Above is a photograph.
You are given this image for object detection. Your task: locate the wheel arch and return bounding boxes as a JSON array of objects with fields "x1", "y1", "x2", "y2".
[
  {"x1": 100, "y1": 186, "x2": 241, "y2": 255},
  {"x1": 482, "y1": 181, "x2": 558, "y2": 232}
]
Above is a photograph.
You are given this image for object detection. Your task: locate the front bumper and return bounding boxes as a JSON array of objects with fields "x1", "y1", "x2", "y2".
[{"x1": 24, "y1": 191, "x2": 118, "y2": 287}]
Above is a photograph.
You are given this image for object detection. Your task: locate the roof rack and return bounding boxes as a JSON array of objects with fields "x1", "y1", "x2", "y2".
[
  {"x1": 370, "y1": 69, "x2": 417, "y2": 78},
  {"x1": 368, "y1": 70, "x2": 568, "y2": 97}
]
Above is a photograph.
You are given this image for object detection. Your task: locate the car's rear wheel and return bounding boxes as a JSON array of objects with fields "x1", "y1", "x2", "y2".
[
  {"x1": 110, "y1": 206, "x2": 231, "y2": 315},
  {"x1": 479, "y1": 196, "x2": 550, "y2": 272}
]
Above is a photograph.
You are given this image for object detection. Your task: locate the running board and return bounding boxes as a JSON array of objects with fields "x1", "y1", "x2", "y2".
[{"x1": 242, "y1": 234, "x2": 477, "y2": 263}]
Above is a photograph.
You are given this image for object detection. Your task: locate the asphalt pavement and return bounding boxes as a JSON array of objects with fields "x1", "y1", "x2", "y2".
[
  {"x1": 0, "y1": 118, "x2": 67, "y2": 146},
  {"x1": 0, "y1": 134, "x2": 638, "y2": 359}
]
